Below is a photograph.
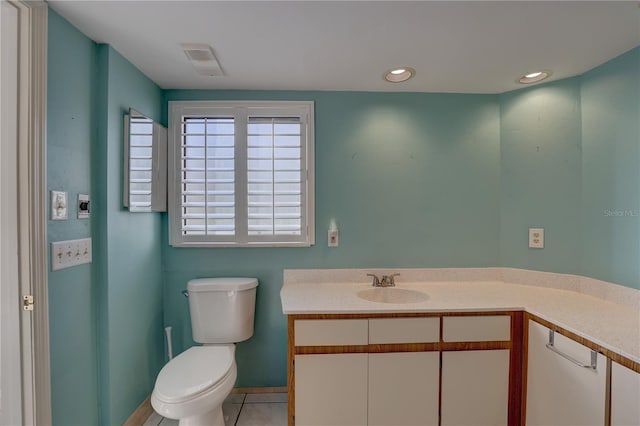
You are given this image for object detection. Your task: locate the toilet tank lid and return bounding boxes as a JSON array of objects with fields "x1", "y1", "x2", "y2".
[{"x1": 188, "y1": 277, "x2": 258, "y2": 292}]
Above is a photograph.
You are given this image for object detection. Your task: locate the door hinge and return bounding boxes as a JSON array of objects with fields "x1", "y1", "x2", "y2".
[{"x1": 22, "y1": 295, "x2": 34, "y2": 311}]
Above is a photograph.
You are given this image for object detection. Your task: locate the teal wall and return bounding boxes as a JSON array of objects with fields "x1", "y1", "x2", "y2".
[
  {"x1": 580, "y1": 47, "x2": 640, "y2": 288},
  {"x1": 499, "y1": 47, "x2": 640, "y2": 289},
  {"x1": 48, "y1": 11, "x2": 164, "y2": 426},
  {"x1": 94, "y1": 46, "x2": 165, "y2": 425},
  {"x1": 47, "y1": 10, "x2": 99, "y2": 425},
  {"x1": 500, "y1": 78, "x2": 582, "y2": 274},
  {"x1": 162, "y1": 90, "x2": 502, "y2": 386}
]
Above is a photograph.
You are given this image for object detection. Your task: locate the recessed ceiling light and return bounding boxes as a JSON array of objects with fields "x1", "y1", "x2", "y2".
[
  {"x1": 384, "y1": 67, "x2": 415, "y2": 83},
  {"x1": 518, "y1": 70, "x2": 552, "y2": 84}
]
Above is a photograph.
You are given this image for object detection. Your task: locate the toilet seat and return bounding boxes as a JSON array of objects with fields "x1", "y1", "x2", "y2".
[{"x1": 153, "y1": 345, "x2": 235, "y2": 404}]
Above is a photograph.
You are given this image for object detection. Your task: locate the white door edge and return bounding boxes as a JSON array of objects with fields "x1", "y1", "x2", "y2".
[
  {"x1": 1, "y1": 1, "x2": 23, "y2": 423},
  {"x1": 13, "y1": 1, "x2": 50, "y2": 425}
]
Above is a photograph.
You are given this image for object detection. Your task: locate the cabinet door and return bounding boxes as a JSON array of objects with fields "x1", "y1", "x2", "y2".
[
  {"x1": 441, "y1": 349, "x2": 510, "y2": 426},
  {"x1": 611, "y1": 361, "x2": 640, "y2": 426},
  {"x1": 526, "y1": 321, "x2": 606, "y2": 426},
  {"x1": 368, "y1": 352, "x2": 439, "y2": 426},
  {"x1": 294, "y1": 353, "x2": 367, "y2": 426}
]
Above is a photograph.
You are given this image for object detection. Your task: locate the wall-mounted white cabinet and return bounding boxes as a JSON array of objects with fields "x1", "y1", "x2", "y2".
[
  {"x1": 611, "y1": 361, "x2": 640, "y2": 426},
  {"x1": 526, "y1": 321, "x2": 607, "y2": 426}
]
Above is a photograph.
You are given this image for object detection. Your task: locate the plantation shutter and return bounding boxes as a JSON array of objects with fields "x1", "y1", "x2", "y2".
[
  {"x1": 169, "y1": 101, "x2": 314, "y2": 247},
  {"x1": 127, "y1": 115, "x2": 154, "y2": 210},
  {"x1": 247, "y1": 116, "x2": 304, "y2": 237},
  {"x1": 180, "y1": 116, "x2": 236, "y2": 238}
]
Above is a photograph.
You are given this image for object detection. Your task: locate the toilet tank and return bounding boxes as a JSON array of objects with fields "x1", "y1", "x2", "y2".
[{"x1": 187, "y1": 277, "x2": 258, "y2": 344}]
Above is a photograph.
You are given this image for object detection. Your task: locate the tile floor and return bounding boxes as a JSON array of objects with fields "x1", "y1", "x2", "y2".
[{"x1": 143, "y1": 392, "x2": 288, "y2": 426}]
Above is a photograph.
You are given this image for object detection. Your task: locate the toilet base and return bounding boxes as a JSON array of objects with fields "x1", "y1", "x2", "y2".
[{"x1": 178, "y1": 405, "x2": 224, "y2": 426}]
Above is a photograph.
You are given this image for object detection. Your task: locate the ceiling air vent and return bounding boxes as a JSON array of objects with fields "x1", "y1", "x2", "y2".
[{"x1": 181, "y1": 43, "x2": 224, "y2": 77}]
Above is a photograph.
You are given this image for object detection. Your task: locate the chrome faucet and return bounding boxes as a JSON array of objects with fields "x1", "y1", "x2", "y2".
[{"x1": 367, "y1": 273, "x2": 400, "y2": 287}]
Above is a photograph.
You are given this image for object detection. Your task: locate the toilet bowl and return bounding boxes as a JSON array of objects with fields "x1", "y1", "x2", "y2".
[
  {"x1": 152, "y1": 345, "x2": 237, "y2": 426},
  {"x1": 151, "y1": 277, "x2": 258, "y2": 426}
]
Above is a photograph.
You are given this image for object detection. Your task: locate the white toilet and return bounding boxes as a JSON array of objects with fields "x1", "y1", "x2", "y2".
[{"x1": 151, "y1": 277, "x2": 258, "y2": 426}]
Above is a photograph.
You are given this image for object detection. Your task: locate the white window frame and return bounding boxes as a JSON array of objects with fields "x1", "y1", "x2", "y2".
[{"x1": 168, "y1": 100, "x2": 315, "y2": 247}]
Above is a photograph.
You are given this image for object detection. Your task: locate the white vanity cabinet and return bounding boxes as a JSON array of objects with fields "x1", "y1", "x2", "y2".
[
  {"x1": 290, "y1": 314, "x2": 517, "y2": 426},
  {"x1": 526, "y1": 320, "x2": 607, "y2": 426},
  {"x1": 611, "y1": 361, "x2": 640, "y2": 426},
  {"x1": 441, "y1": 316, "x2": 511, "y2": 426}
]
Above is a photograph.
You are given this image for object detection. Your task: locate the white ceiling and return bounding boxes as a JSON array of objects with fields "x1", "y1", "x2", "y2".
[{"x1": 48, "y1": 1, "x2": 640, "y2": 94}]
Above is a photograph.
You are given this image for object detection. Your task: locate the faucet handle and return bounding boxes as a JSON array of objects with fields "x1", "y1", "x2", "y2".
[
  {"x1": 366, "y1": 273, "x2": 381, "y2": 287},
  {"x1": 381, "y1": 273, "x2": 400, "y2": 286}
]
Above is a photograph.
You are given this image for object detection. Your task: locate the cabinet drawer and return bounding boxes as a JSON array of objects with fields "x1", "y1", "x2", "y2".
[
  {"x1": 369, "y1": 318, "x2": 440, "y2": 344},
  {"x1": 442, "y1": 315, "x2": 510, "y2": 342},
  {"x1": 294, "y1": 319, "x2": 368, "y2": 346}
]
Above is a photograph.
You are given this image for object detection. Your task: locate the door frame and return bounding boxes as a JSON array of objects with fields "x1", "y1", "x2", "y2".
[{"x1": 13, "y1": 1, "x2": 50, "y2": 424}]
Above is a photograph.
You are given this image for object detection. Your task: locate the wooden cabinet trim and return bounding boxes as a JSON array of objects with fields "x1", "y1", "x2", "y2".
[
  {"x1": 296, "y1": 345, "x2": 370, "y2": 355},
  {"x1": 509, "y1": 311, "x2": 524, "y2": 426},
  {"x1": 288, "y1": 311, "x2": 515, "y2": 321},
  {"x1": 295, "y1": 342, "x2": 513, "y2": 355},
  {"x1": 287, "y1": 316, "x2": 295, "y2": 426}
]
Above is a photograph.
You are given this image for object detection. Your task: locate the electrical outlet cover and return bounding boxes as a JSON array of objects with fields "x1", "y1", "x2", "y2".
[{"x1": 529, "y1": 228, "x2": 544, "y2": 248}]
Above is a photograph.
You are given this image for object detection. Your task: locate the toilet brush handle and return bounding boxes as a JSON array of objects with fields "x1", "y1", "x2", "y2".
[{"x1": 165, "y1": 326, "x2": 173, "y2": 361}]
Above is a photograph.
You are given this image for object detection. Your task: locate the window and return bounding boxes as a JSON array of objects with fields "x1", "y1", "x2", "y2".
[{"x1": 168, "y1": 101, "x2": 315, "y2": 247}]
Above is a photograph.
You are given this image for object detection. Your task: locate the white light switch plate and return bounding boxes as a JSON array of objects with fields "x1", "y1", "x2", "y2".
[
  {"x1": 529, "y1": 228, "x2": 544, "y2": 248},
  {"x1": 50, "y1": 190, "x2": 68, "y2": 220},
  {"x1": 51, "y1": 238, "x2": 92, "y2": 271}
]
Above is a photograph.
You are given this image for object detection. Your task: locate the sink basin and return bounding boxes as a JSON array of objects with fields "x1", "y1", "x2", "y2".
[{"x1": 357, "y1": 287, "x2": 429, "y2": 304}]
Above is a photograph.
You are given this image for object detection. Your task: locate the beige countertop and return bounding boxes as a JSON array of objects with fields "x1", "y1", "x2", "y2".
[{"x1": 280, "y1": 268, "x2": 640, "y2": 364}]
